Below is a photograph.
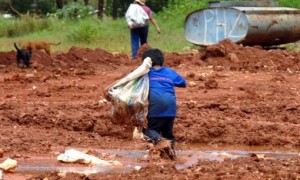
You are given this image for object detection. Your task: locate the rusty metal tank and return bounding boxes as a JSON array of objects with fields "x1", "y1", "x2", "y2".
[{"x1": 184, "y1": 7, "x2": 300, "y2": 46}]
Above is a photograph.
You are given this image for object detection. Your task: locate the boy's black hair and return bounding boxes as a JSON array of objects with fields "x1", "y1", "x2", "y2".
[{"x1": 142, "y1": 48, "x2": 164, "y2": 66}]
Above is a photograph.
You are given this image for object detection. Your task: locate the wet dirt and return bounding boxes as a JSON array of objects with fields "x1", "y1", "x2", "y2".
[
  {"x1": 0, "y1": 39, "x2": 300, "y2": 179},
  {"x1": 3, "y1": 148, "x2": 298, "y2": 178}
]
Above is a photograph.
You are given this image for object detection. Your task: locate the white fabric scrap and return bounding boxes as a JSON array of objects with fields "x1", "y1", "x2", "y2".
[
  {"x1": 57, "y1": 149, "x2": 121, "y2": 166},
  {"x1": 133, "y1": 126, "x2": 144, "y2": 140},
  {"x1": 0, "y1": 158, "x2": 17, "y2": 171}
]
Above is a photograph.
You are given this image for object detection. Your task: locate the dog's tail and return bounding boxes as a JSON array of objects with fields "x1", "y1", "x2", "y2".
[
  {"x1": 49, "y1": 42, "x2": 61, "y2": 46},
  {"x1": 14, "y1": 42, "x2": 21, "y2": 52}
]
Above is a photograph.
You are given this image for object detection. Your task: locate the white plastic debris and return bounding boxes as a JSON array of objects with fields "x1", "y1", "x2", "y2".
[
  {"x1": 134, "y1": 166, "x2": 142, "y2": 171},
  {"x1": 133, "y1": 126, "x2": 144, "y2": 140},
  {"x1": 98, "y1": 99, "x2": 108, "y2": 104},
  {"x1": 57, "y1": 149, "x2": 121, "y2": 166},
  {"x1": 0, "y1": 158, "x2": 17, "y2": 171},
  {"x1": 211, "y1": 152, "x2": 236, "y2": 158},
  {"x1": 251, "y1": 153, "x2": 266, "y2": 159},
  {"x1": 189, "y1": 81, "x2": 196, "y2": 87}
]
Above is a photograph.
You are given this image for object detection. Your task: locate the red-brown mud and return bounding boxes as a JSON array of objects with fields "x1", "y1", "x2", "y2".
[{"x1": 0, "y1": 39, "x2": 299, "y2": 179}]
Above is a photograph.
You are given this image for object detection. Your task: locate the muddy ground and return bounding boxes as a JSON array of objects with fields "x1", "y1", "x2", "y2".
[{"x1": 0, "y1": 39, "x2": 299, "y2": 179}]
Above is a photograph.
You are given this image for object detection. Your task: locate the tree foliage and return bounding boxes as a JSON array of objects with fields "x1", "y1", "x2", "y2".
[
  {"x1": 0, "y1": 0, "x2": 172, "y2": 18},
  {"x1": 5, "y1": 0, "x2": 56, "y2": 15},
  {"x1": 56, "y1": 2, "x2": 95, "y2": 19},
  {"x1": 0, "y1": 0, "x2": 299, "y2": 19}
]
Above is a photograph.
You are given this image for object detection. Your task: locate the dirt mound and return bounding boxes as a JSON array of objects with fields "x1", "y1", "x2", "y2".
[
  {"x1": 0, "y1": 47, "x2": 130, "y2": 70},
  {"x1": 0, "y1": 50, "x2": 17, "y2": 66},
  {"x1": 54, "y1": 46, "x2": 129, "y2": 68},
  {"x1": 3, "y1": 40, "x2": 298, "y2": 73},
  {"x1": 200, "y1": 39, "x2": 300, "y2": 72},
  {"x1": 137, "y1": 43, "x2": 152, "y2": 59}
]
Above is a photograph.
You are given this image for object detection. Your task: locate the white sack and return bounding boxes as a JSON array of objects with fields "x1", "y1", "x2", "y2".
[{"x1": 125, "y1": 3, "x2": 149, "y2": 29}]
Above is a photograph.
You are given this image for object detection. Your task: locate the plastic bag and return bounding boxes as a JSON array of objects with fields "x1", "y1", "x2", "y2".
[
  {"x1": 57, "y1": 149, "x2": 121, "y2": 166},
  {"x1": 0, "y1": 158, "x2": 17, "y2": 171},
  {"x1": 108, "y1": 58, "x2": 152, "y2": 126},
  {"x1": 125, "y1": 4, "x2": 149, "y2": 29}
]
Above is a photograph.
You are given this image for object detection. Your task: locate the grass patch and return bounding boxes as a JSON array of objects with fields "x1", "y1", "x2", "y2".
[
  {"x1": 67, "y1": 19, "x2": 100, "y2": 43},
  {"x1": 0, "y1": 16, "x2": 53, "y2": 37}
]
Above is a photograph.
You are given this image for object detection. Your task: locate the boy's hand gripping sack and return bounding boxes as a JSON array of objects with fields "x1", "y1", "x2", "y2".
[{"x1": 108, "y1": 58, "x2": 152, "y2": 126}]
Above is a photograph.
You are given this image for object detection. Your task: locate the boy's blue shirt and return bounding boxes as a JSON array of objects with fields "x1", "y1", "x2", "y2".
[{"x1": 147, "y1": 66, "x2": 186, "y2": 117}]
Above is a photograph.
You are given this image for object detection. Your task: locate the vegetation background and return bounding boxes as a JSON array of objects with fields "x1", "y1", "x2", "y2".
[{"x1": 0, "y1": 0, "x2": 299, "y2": 54}]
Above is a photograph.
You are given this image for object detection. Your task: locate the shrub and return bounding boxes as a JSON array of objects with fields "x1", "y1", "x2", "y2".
[
  {"x1": 67, "y1": 20, "x2": 100, "y2": 43},
  {"x1": 56, "y1": 2, "x2": 96, "y2": 19},
  {"x1": 0, "y1": 16, "x2": 53, "y2": 37}
]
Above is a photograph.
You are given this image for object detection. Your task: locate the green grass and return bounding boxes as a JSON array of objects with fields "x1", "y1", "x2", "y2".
[
  {"x1": 278, "y1": 0, "x2": 300, "y2": 9},
  {"x1": 285, "y1": 42, "x2": 300, "y2": 52},
  {"x1": 0, "y1": 15, "x2": 196, "y2": 54}
]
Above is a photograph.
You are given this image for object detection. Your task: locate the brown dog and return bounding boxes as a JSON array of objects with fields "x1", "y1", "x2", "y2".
[{"x1": 21, "y1": 41, "x2": 61, "y2": 55}]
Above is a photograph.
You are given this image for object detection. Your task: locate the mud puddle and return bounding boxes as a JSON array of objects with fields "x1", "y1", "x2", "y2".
[
  {"x1": 6, "y1": 147, "x2": 298, "y2": 177},
  {"x1": 176, "y1": 149, "x2": 298, "y2": 169}
]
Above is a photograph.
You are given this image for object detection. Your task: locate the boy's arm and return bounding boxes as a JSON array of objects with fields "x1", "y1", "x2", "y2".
[
  {"x1": 173, "y1": 75, "x2": 187, "y2": 88},
  {"x1": 102, "y1": 81, "x2": 117, "y2": 101}
]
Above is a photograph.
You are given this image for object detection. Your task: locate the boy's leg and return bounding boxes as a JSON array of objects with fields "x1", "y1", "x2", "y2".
[
  {"x1": 161, "y1": 117, "x2": 175, "y2": 143},
  {"x1": 130, "y1": 28, "x2": 140, "y2": 59},
  {"x1": 157, "y1": 117, "x2": 176, "y2": 160},
  {"x1": 162, "y1": 117, "x2": 176, "y2": 157},
  {"x1": 143, "y1": 117, "x2": 163, "y2": 143},
  {"x1": 145, "y1": 117, "x2": 176, "y2": 160}
]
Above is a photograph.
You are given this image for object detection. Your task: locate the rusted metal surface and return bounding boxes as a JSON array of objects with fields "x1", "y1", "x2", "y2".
[{"x1": 184, "y1": 7, "x2": 300, "y2": 46}]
